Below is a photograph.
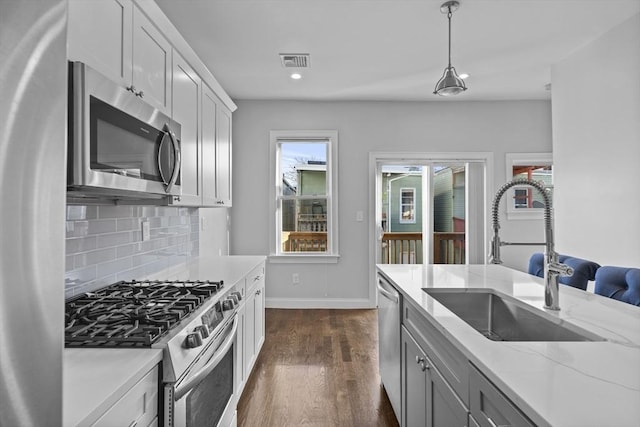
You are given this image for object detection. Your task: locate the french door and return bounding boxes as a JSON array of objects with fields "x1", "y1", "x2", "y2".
[{"x1": 371, "y1": 153, "x2": 490, "y2": 266}]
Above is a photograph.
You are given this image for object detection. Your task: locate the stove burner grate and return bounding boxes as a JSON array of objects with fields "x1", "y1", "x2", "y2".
[{"x1": 64, "y1": 279, "x2": 223, "y2": 347}]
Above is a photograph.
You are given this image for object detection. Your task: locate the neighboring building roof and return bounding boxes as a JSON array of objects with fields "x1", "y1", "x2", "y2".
[{"x1": 295, "y1": 162, "x2": 326, "y2": 172}]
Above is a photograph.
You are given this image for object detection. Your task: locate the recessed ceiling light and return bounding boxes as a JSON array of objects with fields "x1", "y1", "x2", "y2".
[
  {"x1": 459, "y1": 73, "x2": 469, "y2": 79},
  {"x1": 290, "y1": 73, "x2": 302, "y2": 80}
]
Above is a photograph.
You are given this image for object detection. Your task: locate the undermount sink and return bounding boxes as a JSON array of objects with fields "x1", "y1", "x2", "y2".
[{"x1": 423, "y1": 288, "x2": 604, "y2": 342}]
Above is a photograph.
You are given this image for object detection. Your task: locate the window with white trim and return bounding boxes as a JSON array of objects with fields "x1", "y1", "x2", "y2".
[
  {"x1": 505, "y1": 153, "x2": 553, "y2": 220},
  {"x1": 270, "y1": 131, "x2": 339, "y2": 262},
  {"x1": 399, "y1": 188, "x2": 416, "y2": 223}
]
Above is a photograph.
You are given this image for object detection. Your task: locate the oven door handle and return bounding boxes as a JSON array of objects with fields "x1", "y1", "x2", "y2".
[{"x1": 173, "y1": 315, "x2": 238, "y2": 402}]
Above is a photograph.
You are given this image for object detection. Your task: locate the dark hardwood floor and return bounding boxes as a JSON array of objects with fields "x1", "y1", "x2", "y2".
[{"x1": 237, "y1": 309, "x2": 400, "y2": 427}]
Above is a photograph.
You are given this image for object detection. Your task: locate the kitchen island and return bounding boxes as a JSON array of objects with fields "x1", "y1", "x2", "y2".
[{"x1": 378, "y1": 264, "x2": 640, "y2": 427}]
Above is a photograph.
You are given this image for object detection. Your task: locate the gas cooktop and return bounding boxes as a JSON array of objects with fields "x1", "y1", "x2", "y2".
[{"x1": 64, "y1": 279, "x2": 224, "y2": 347}]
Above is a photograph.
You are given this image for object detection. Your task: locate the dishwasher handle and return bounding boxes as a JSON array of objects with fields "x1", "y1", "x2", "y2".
[{"x1": 377, "y1": 279, "x2": 399, "y2": 304}]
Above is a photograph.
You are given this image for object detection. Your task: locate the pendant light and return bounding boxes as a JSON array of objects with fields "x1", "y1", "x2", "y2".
[{"x1": 433, "y1": 1, "x2": 467, "y2": 96}]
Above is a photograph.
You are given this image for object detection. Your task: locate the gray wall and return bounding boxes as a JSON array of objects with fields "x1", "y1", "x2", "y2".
[
  {"x1": 230, "y1": 100, "x2": 552, "y2": 307},
  {"x1": 552, "y1": 13, "x2": 640, "y2": 266}
]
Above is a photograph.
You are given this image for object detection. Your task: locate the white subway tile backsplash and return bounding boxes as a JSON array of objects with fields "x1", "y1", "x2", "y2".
[
  {"x1": 66, "y1": 236, "x2": 97, "y2": 254},
  {"x1": 98, "y1": 205, "x2": 133, "y2": 219},
  {"x1": 97, "y1": 258, "x2": 133, "y2": 278},
  {"x1": 74, "y1": 247, "x2": 117, "y2": 269},
  {"x1": 116, "y1": 218, "x2": 138, "y2": 232},
  {"x1": 65, "y1": 205, "x2": 199, "y2": 299},
  {"x1": 87, "y1": 219, "x2": 117, "y2": 235},
  {"x1": 96, "y1": 231, "x2": 134, "y2": 248}
]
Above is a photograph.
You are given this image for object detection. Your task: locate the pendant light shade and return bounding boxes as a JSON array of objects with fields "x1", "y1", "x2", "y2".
[{"x1": 434, "y1": 1, "x2": 467, "y2": 96}]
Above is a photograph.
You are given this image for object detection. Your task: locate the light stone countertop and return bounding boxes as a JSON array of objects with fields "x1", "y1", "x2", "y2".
[
  {"x1": 377, "y1": 264, "x2": 640, "y2": 427},
  {"x1": 64, "y1": 255, "x2": 266, "y2": 426}
]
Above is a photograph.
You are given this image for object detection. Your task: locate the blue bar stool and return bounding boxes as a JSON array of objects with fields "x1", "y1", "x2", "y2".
[{"x1": 594, "y1": 266, "x2": 640, "y2": 306}]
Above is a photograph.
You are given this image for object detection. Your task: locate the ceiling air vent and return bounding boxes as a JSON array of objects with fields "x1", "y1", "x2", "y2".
[{"x1": 279, "y1": 53, "x2": 310, "y2": 68}]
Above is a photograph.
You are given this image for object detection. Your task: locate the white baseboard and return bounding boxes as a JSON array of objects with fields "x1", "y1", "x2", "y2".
[{"x1": 266, "y1": 297, "x2": 375, "y2": 309}]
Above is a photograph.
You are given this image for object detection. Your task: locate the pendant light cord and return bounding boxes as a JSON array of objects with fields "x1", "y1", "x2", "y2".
[{"x1": 447, "y1": 8, "x2": 453, "y2": 68}]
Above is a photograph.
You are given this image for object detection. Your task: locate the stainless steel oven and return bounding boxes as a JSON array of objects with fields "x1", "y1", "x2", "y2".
[
  {"x1": 65, "y1": 279, "x2": 242, "y2": 427},
  {"x1": 68, "y1": 61, "x2": 181, "y2": 199},
  {"x1": 165, "y1": 314, "x2": 238, "y2": 427}
]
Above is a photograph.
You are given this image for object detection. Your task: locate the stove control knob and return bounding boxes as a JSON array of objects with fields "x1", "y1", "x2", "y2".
[
  {"x1": 185, "y1": 332, "x2": 203, "y2": 348},
  {"x1": 222, "y1": 298, "x2": 235, "y2": 311},
  {"x1": 228, "y1": 294, "x2": 239, "y2": 305},
  {"x1": 194, "y1": 325, "x2": 210, "y2": 339},
  {"x1": 231, "y1": 291, "x2": 242, "y2": 301}
]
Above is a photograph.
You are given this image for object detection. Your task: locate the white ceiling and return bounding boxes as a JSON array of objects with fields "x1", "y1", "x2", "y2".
[{"x1": 155, "y1": 0, "x2": 640, "y2": 102}]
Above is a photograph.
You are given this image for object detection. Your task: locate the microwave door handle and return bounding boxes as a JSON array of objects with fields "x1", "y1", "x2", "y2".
[
  {"x1": 157, "y1": 130, "x2": 170, "y2": 186},
  {"x1": 157, "y1": 124, "x2": 181, "y2": 193},
  {"x1": 164, "y1": 125, "x2": 181, "y2": 194},
  {"x1": 173, "y1": 315, "x2": 238, "y2": 401}
]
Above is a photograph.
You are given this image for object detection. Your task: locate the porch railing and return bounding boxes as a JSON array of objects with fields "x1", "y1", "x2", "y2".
[
  {"x1": 381, "y1": 232, "x2": 423, "y2": 264},
  {"x1": 381, "y1": 232, "x2": 465, "y2": 264},
  {"x1": 283, "y1": 231, "x2": 327, "y2": 252},
  {"x1": 433, "y1": 232, "x2": 465, "y2": 264}
]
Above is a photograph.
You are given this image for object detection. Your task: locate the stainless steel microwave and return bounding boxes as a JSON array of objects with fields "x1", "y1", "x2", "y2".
[{"x1": 67, "y1": 61, "x2": 181, "y2": 200}]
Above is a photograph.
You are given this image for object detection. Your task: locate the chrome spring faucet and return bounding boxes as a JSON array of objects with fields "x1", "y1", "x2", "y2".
[{"x1": 489, "y1": 179, "x2": 573, "y2": 310}]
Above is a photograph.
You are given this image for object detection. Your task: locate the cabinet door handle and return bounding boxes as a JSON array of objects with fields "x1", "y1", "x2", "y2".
[
  {"x1": 126, "y1": 85, "x2": 136, "y2": 93},
  {"x1": 136, "y1": 90, "x2": 144, "y2": 98},
  {"x1": 415, "y1": 355, "x2": 429, "y2": 371},
  {"x1": 256, "y1": 289, "x2": 261, "y2": 295}
]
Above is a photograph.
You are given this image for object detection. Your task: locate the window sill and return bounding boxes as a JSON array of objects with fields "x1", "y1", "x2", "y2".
[{"x1": 269, "y1": 254, "x2": 340, "y2": 264}]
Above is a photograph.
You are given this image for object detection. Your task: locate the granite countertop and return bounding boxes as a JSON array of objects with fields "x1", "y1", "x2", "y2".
[
  {"x1": 64, "y1": 255, "x2": 266, "y2": 426},
  {"x1": 377, "y1": 264, "x2": 640, "y2": 427}
]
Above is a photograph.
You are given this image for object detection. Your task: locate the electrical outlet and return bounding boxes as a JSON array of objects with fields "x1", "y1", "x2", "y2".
[
  {"x1": 141, "y1": 220, "x2": 150, "y2": 241},
  {"x1": 292, "y1": 273, "x2": 300, "y2": 284}
]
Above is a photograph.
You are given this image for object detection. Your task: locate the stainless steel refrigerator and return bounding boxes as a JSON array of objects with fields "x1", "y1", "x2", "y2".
[{"x1": 0, "y1": 1, "x2": 67, "y2": 426}]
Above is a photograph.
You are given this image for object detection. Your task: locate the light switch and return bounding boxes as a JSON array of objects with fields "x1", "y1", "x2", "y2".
[{"x1": 356, "y1": 211, "x2": 364, "y2": 222}]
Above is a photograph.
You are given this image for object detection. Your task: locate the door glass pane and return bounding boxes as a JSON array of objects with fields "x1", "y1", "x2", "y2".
[
  {"x1": 432, "y1": 164, "x2": 466, "y2": 265},
  {"x1": 380, "y1": 165, "x2": 423, "y2": 264}
]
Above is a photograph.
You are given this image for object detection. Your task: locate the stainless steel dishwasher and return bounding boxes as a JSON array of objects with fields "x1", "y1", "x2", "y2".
[{"x1": 377, "y1": 273, "x2": 402, "y2": 420}]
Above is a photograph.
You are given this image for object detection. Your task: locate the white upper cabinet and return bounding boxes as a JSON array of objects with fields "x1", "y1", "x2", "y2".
[
  {"x1": 68, "y1": 0, "x2": 133, "y2": 85},
  {"x1": 131, "y1": 5, "x2": 172, "y2": 113},
  {"x1": 68, "y1": 0, "x2": 234, "y2": 207},
  {"x1": 201, "y1": 84, "x2": 218, "y2": 206},
  {"x1": 202, "y1": 85, "x2": 233, "y2": 207},
  {"x1": 171, "y1": 52, "x2": 201, "y2": 206},
  {"x1": 68, "y1": 0, "x2": 172, "y2": 115},
  {"x1": 216, "y1": 104, "x2": 233, "y2": 206}
]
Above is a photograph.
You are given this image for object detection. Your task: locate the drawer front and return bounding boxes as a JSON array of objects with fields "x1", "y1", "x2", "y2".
[
  {"x1": 245, "y1": 262, "x2": 265, "y2": 294},
  {"x1": 404, "y1": 300, "x2": 469, "y2": 406},
  {"x1": 469, "y1": 365, "x2": 535, "y2": 427},
  {"x1": 93, "y1": 365, "x2": 159, "y2": 427}
]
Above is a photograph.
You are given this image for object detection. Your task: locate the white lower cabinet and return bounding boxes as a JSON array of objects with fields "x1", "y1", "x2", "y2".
[
  {"x1": 93, "y1": 364, "x2": 159, "y2": 427},
  {"x1": 243, "y1": 263, "x2": 265, "y2": 378},
  {"x1": 235, "y1": 262, "x2": 266, "y2": 399},
  {"x1": 234, "y1": 301, "x2": 246, "y2": 395},
  {"x1": 401, "y1": 327, "x2": 467, "y2": 427}
]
